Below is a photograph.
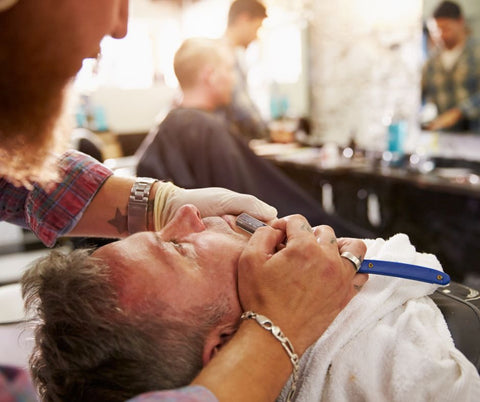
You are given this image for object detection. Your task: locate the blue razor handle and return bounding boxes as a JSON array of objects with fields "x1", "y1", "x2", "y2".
[
  {"x1": 359, "y1": 260, "x2": 450, "y2": 285},
  {"x1": 235, "y1": 213, "x2": 450, "y2": 286}
]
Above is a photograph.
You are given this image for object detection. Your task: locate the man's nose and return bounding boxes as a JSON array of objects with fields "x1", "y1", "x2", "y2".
[
  {"x1": 163, "y1": 204, "x2": 206, "y2": 236},
  {"x1": 111, "y1": 0, "x2": 129, "y2": 39}
]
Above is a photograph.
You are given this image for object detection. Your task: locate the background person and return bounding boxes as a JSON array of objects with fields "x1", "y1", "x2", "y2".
[
  {"x1": 136, "y1": 38, "x2": 372, "y2": 238},
  {"x1": 22, "y1": 206, "x2": 368, "y2": 402},
  {"x1": 422, "y1": 1, "x2": 480, "y2": 132},
  {"x1": 218, "y1": 0, "x2": 270, "y2": 140}
]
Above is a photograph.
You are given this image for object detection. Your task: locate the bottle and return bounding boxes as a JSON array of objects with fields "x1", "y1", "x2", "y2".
[{"x1": 384, "y1": 106, "x2": 408, "y2": 167}]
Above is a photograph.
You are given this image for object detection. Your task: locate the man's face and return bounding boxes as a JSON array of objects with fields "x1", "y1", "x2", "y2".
[
  {"x1": 432, "y1": 17, "x2": 465, "y2": 49},
  {"x1": 5, "y1": 0, "x2": 129, "y2": 84},
  {"x1": 94, "y1": 205, "x2": 248, "y2": 329},
  {"x1": 0, "y1": 0, "x2": 129, "y2": 185},
  {"x1": 237, "y1": 15, "x2": 265, "y2": 48},
  {"x1": 211, "y1": 49, "x2": 236, "y2": 106}
]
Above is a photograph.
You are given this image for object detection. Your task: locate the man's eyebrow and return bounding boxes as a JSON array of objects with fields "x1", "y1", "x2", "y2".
[
  {"x1": 151, "y1": 232, "x2": 181, "y2": 261},
  {"x1": 153, "y1": 232, "x2": 167, "y2": 247}
]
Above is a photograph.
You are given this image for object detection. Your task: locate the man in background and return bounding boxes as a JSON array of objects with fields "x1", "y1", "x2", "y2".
[
  {"x1": 220, "y1": 0, "x2": 270, "y2": 140},
  {"x1": 422, "y1": 0, "x2": 480, "y2": 132},
  {"x1": 136, "y1": 38, "x2": 372, "y2": 237}
]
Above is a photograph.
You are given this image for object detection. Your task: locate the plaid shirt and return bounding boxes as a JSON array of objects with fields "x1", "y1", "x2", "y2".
[
  {"x1": 127, "y1": 386, "x2": 217, "y2": 402},
  {"x1": 0, "y1": 365, "x2": 38, "y2": 402},
  {"x1": 0, "y1": 366, "x2": 216, "y2": 402},
  {"x1": 422, "y1": 38, "x2": 480, "y2": 132},
  {"x1": 0, "y1": 150, "x2": 112, "y2": 247},
  {"x1": 1, "y1": 152, "x2": 220, "y2": 401}
]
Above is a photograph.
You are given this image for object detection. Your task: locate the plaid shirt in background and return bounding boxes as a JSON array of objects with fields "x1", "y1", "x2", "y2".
[
  {"x1": 0, "y1": 150, "x2": 113, "y2": 247},
  {"x1": 422, "y1": 38, "x2": 480, "y2": 132}
]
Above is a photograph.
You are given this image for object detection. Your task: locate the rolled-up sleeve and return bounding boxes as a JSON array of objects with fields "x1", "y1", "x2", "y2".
[
  {"x1": 0, "y1": 150, "x2": 112, "y2": 247},
  {"x1": 26, "y1": 150, "x2": 113, "y2": 247}
]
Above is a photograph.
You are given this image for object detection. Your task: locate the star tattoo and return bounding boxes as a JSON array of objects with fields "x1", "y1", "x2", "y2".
[{"x1": 108, "y1": 208, "x2": 128, "y2": 234}]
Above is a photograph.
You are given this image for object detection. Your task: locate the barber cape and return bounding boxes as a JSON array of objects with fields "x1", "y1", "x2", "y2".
[{"x1": 278, "y1": 233, "x2": 480, "y2": 402}]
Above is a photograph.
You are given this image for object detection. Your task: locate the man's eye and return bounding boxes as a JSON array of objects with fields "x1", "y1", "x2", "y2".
[{"x1": 171, "y1": 241, "x2": 186, "y2": 255}]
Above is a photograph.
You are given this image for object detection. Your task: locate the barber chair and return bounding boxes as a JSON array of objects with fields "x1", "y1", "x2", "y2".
[{"x1": 430, "y1": 281, "x2": 480, "y2": 372}]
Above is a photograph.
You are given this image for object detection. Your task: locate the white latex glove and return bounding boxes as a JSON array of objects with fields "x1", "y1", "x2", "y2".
[{"x1": 154, "y1": 182, "x2": 277, "y2": 229}]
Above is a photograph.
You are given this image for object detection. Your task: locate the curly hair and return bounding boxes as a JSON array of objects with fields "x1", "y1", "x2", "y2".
[{"x1": 21, "y1": 249, "x2": 225, "y2": 402}]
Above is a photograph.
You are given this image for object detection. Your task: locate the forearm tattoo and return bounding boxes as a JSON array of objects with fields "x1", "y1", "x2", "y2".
[{"x1": 107, "y1": 208, "x2": 128, "y2": 234}]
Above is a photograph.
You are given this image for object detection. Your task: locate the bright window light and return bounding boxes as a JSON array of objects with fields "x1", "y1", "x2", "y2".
[{"x1": 74, "y1": 21, "x2": 155, "y2": 91}]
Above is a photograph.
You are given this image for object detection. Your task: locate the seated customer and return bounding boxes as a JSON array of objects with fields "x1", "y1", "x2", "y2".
[
  {"x1": 22, "y1": 206, "x2": 480, "y2": 401},
  {"x1": 136, "y1": 38, "x2": 369, "y2": 238},
  {"x1": 22, "y1": 208, "x2": 367, "y2": 401}
]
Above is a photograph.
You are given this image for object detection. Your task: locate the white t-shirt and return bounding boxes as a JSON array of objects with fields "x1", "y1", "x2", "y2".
[{"x1": 440, "y1": 44, "x2": 464, "y2": 71}]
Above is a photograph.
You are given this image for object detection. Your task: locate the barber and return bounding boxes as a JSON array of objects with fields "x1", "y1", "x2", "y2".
[{"x1": 0, "y1": 1, "x2": 366, "y2": 401}]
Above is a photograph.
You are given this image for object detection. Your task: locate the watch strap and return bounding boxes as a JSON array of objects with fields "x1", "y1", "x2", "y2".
[{"x1": 128, "y1": 177, "x2": 158, "y2": 234}]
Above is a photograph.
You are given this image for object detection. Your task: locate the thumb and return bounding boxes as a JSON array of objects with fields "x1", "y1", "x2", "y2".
[{"x1": 208, "y1": 189, "x2": 277, "y2": 221}]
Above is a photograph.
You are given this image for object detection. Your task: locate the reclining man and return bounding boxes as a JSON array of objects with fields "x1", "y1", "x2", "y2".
[
  {"x1": 136, "y1": 38, "x2": 371, "y2": 238},
  {"x1": 22, "y1": 206, "x2": 480, "y2": 401},
  {"x1": 22, "y1": 207, "x2": 367, "y2": 401}
]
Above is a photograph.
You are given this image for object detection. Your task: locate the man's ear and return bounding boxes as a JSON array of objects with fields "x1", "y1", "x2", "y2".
[
  {"x1": 202, "y1": 327, "x2": 236, "y2": 366},
  {"x1": 203, "y1": 65, "x2": 217, "y2": 88}
]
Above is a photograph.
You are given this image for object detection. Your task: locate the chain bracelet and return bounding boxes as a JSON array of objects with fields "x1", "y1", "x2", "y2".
[{"x1": 241, "y1": 311, "x2": 299, "y2": 401}]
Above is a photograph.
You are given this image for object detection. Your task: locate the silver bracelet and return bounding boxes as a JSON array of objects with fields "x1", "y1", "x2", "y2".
[{"x1": 241, "y1": 311, "x2": 299, "y2": 402}]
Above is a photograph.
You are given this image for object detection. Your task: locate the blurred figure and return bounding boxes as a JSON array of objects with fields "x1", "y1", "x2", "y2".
[
  {"x1": 137, "y1": 38, "x2": 372, "y2": 238},
  {"x1": 219, "y1": 0, "x2": 270, "y2": 140},
  {"x1": 422, "y1": 1, "x2": 480, "y2": 132}
]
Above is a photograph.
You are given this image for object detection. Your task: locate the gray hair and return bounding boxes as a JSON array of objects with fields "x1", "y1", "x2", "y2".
[{"x1": 22, "y1": 248, "x2": 226, "y2": 402}]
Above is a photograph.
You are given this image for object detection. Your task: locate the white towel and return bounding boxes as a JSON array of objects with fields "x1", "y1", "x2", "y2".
[{"x1": 278, "y1": 233, "x2": 480, "y2": 402}]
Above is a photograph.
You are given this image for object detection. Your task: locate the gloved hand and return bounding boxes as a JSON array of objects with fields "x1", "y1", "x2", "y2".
[{"x1": 153, "y1": 182, "x2": 277, "y2": 229}]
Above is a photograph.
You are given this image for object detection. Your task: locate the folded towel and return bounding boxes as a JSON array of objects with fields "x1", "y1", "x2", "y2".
[{"x1": 278, "y1": 233, "x2": 480, "y2": 402}]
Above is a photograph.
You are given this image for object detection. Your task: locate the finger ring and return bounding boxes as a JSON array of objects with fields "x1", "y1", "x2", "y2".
[{"x1": 340, "y1": 251, "x2": 362, "y2": 272}]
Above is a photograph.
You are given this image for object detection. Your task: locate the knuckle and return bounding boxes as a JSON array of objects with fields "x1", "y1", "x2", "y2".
[
  {"x1": 238, "y1": 249, "x2": 255, "y2": 268},
  {"x1": 355, "y1": 239, "x2": 367, "y2": 255}
]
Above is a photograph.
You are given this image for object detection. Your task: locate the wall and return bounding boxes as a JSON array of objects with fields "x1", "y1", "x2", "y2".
[
  {"x1": 74, "y1": 0, "x2": 311, "y2": 134},
  {"x1": 306, "y1": 0, "x2": 424, "y2": 150}
]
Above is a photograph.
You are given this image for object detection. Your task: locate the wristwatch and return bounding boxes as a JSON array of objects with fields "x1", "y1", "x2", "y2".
[{"x1": 128, "y1": 177, "x2": 158, "y2": 234}]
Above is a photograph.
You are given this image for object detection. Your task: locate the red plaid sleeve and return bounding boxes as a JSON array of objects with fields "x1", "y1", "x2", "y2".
[{"x1": 25, "y1": 150, "x2": 113, "y2": 247}]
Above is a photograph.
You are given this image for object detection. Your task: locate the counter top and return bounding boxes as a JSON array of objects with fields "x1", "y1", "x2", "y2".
[
  {"x1": 250, "y1": 141, "x2": 480, "y2": 198},
  {"x1": 251, "y1": 141, "x2": 480, "y2": 282}
]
